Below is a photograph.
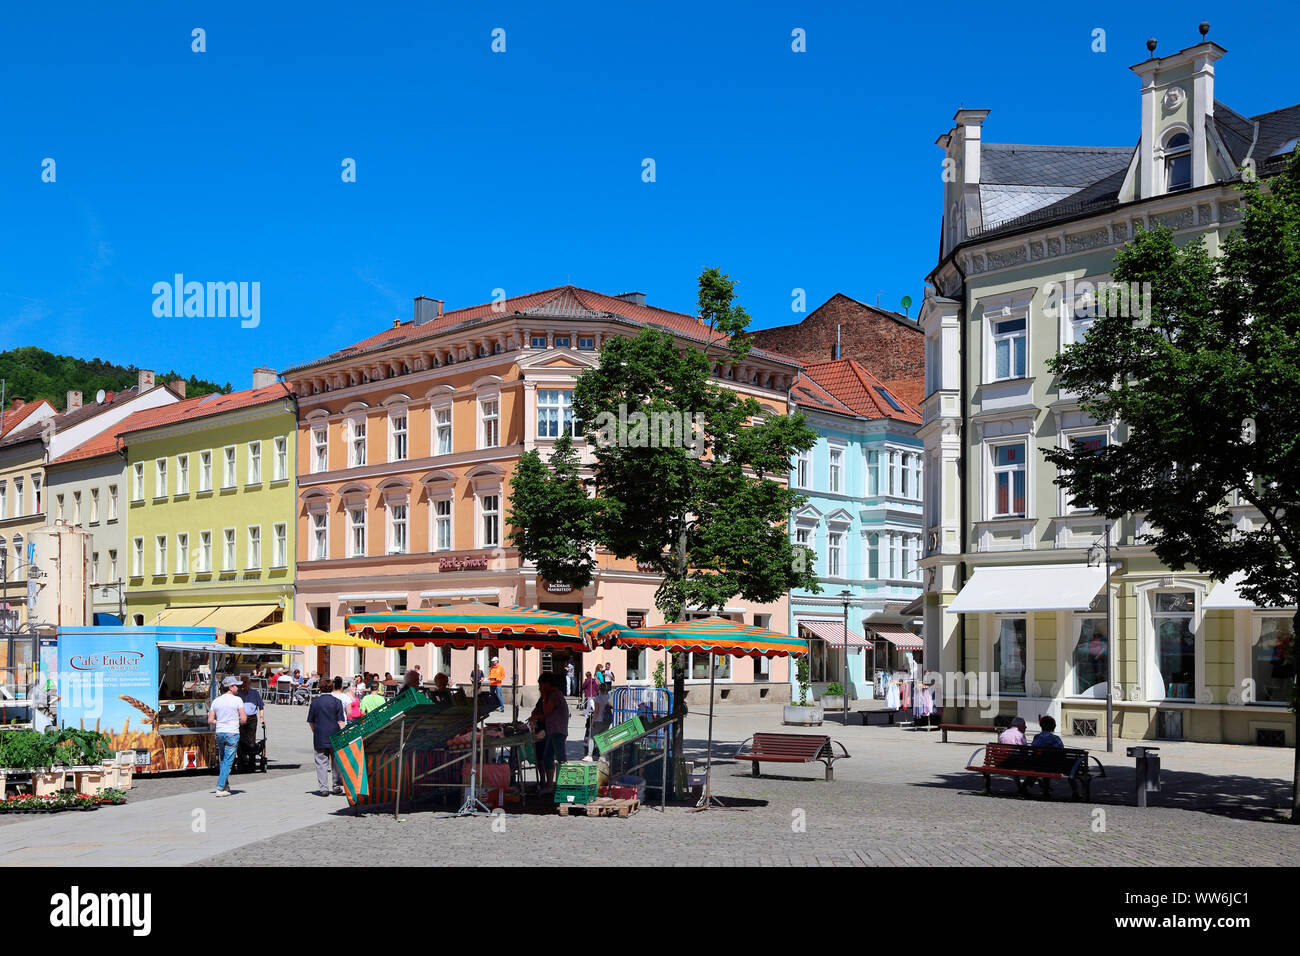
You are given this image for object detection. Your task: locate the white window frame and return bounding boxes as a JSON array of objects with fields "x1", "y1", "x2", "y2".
[
  {"x1": 108, "y1": 484, "x2": 118, "y2": 521},
  {"x1": 433, "y1": 404, "x2": 453, "y2": 456},
  {"x1": 389, "y1": 412, "x2": 409, "y2": 462},
  {"x1": 311, "y1": 512, "x2": 329, "y2": 561},
  {"x1": 72, "y1": 490, "x2": 82, "y2": 525},
  {"x1": 795, "y1": 448, "x2": 812, "y2": 490},
  {"x1": 247, "y1": 525, "x2": 261, "y2": 569},
  {"x1": 177, "y1": 454, "x2": 189, "y2": 495},
  {"x1": 154, "y1": 534, "x2": 167, "y2": 576},
  {"x1": 155, "y1": 458, "x2": 168, "y2": 498},
  {"x1": 273, "y1": 436, "x2": 288, "y2": 481},
  {"x1": 108, "y1": 549, "x2": 118, "y2": 582},
  {"x1": 132, "y1": 463, "x2": 144, "y2": 501},
  {"x1": 273, "y1": 522, "x2": 288, "y2": 568},
  {"x1": 827, "y1": 529, "x2": 844, "y2": 578},
  {"x1": 132, "y1": 537, "x2": 144, "y2": 577},
  {"x1": 247, "y1": 441, "x2": 262, "y2": 485},
  {"x1": 990, "y1": 315, "x2": 1028, "y2": 381},
  {"x1": 223, "y1": 528, "x2": 237, "y2": 571},
  {"x1": 91, "y1": 551, "x2": 99, "y2": 586},
  {"x1": 222, "y1": 446, "x2": 237, "y2": 489},
  {"x1": 432, "y1": 497, "x2": 453, "y2": 552},
  {"x1": 478, "y1": 492, "x2": 501, "y2": 549},
  {"x1": 537, "y1": 389, "x2": 576, "y2": 440},
  {"x1": 479, "y1": 398, "x2": 500, "y2": 450},
  {"x1": 12, "y1": 478, "x2": 22, "y2": 517},
  {"x1": 988, "y1": 439, "x2": 1029, "y2": 519},
  {"x1": 388, "y1": 501, "x2": 409, "y2": 555},
  {"x1": 199, "y1": 451, "x2": 212, "y2": 492},
  {"x1": 828, "y1": 445, "x2": 843, "y2": 494},
  {"x1": 176, "y1": 533, "x2": 188, "y2": 574},
  {"x1": 348, "y1": 416, "x2": 367, "y2": 468},
  {"x1": 199, "y1": 531, "x2": 212, "y2": 574},
  {"x1": 349, "y1": 507, "x2": 367, "y2": 558},
  {"x1": 312, "y1": 425, "x2": 329, "y2": 474},
  {"x1": 1062, "y1": 430, "x2": 1109, "y2": 514}
]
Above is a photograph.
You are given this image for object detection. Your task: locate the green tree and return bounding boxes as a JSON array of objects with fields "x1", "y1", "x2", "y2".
[
  {"x1": 1046, "y1": 155, "x2": 1300, "y2": 820},
  {"x1": 507, "y1": 268, "x2": 820, "y2": 623}
]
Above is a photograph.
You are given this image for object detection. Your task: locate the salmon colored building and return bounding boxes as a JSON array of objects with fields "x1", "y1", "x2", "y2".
[{"x1": 284, "y1": 287, "x2": 801, "y2": 703}]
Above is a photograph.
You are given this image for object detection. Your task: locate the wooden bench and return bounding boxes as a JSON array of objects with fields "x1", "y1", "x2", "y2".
[
  {"x1": 734, "y1": 733, "x2": 850, "y2": 781},
  {"x1": 966, "y1": 742, "x2": 1105, "y2": 800},
  {"x1": 937, "y1": 723, "x2": 1007, "y2": 743}
]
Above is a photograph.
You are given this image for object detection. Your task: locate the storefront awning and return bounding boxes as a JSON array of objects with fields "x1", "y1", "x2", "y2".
[
  {"x1": 195, "y1": 604, "x2": 279, "y2": 634},
  {"x1": 946, "y1": 564, "x2": 1110, "y2": 614},
  {"x1": 797, "y1": 620, "x2": 872, "y2": 649},
  {"x1": 865, "y1": 623, "x2": 923, "y2": 651},
  {"x1": 155, "y1": 605, "x2": 220, "y2": 626},
  {"x1": 1204, "y1": 572, "x2": 1296, "y2": 610}
]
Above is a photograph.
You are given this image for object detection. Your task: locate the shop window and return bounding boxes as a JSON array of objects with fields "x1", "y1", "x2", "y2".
[
  {"x1": 993, "y1": 617, "x2": 1026, "y2": 695},
  {"x1": 1072, "y1": 596, "x2": 1109, "y2": 695},
  {"x1": 1252, "y1": 617, "x2": 1293, "y2": 704},
  {"x1": 1153, "y1": 591, "x2": 1195, "y2": 700}
]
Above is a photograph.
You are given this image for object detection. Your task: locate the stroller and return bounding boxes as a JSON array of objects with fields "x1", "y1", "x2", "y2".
[{"x1": 235, "y1": 721, "x2": 268, "y2": 774}]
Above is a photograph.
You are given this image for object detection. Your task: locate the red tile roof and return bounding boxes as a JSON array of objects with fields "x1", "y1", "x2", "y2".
[
  {"x1": 0, "y1": 399, "x2": 54, "y2": 438},
  {"x1": 48, "y1": 384, "x2": 294, "y2": 466},
  {"x1": 796, "y1": 359, "x2": 922, "y2": 424},
  {"x1": 289, "y1": 285, "x2": 801, "y2": 373}
]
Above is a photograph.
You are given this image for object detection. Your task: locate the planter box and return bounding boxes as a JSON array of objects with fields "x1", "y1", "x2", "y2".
[
  {"x1": 33, "y1": 771, "x2": 67, "y2": 796},
  {"x1": 75, "y1": 770, "x2": 105, "y2": 796},
  {"x1": 821, "y1": 695, "x2": 846, "y2": 711},
  {"x1": 783, "y1": 704, "x2": 824, "y2": 726}
]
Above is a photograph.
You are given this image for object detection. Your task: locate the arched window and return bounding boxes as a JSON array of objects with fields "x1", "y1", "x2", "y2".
[{"x1": 1164, "y1": 131, "x2": 1191, "y2": 192}]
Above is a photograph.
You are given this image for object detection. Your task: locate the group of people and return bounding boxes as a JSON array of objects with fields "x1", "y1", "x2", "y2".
[{"x1": 998, "y1": 714, "x2": 1063, "y2": 749}]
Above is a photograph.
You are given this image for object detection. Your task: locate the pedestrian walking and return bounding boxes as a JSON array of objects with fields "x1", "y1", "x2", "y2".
[
  {"x1": 306, "y1": 684, "x2": 347, "y2": 796},
  {"x1": 565, "y1": 659, "x2": 575, "y2": 697},
  {"x1": 237, "y1": 678, "x2": 265, "y2": 751},
  {"x1": 488, "y1": 657, "x2": 505, "y2": 712},
  {"x1": 208, "y1": 676, "x2": 247, "y2": 796}
]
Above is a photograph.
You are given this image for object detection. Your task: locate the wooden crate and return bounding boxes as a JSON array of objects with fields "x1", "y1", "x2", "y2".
[{"x1": 556, "y1": 797, "x2": 639, "y2": 818}]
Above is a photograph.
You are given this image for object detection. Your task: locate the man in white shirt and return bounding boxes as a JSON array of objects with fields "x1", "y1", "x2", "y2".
[
  {"x1": 208, "y1": 676, "x2": 248, "y2": 796},
  {"x1": 998, "y1": 716, "x2": 1028, "y2": 746}
]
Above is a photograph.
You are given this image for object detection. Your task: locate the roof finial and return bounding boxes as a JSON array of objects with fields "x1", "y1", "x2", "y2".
[
  {"x1": 1198, "y1": 21, "x2": 1210, "y2": 40},
  {"x1": 1146, "y1": 37, "x2": 1158, "y2": 58}
]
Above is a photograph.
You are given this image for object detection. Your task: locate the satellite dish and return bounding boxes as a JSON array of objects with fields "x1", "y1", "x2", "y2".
[
  {"x1": 900, "y1": 295, "x2": 913, "y2": 316},
  {"x1": 95, "y1": 389, "x2": 106, "y2": 404}
]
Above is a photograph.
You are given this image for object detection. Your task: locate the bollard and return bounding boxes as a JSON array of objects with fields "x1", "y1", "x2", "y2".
[{"x1": 1126, "y1": 745, "x2": 1161, "y2": 807}]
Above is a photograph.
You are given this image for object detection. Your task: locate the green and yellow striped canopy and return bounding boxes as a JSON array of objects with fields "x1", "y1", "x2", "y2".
[{"x1": 602, "y1": 616, "x2": 808, "y2": 658}]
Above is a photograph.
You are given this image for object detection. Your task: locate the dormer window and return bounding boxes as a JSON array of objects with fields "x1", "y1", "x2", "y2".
[{"x1": 1164, "y1": 131, "x2": 1191, "y2": 192}]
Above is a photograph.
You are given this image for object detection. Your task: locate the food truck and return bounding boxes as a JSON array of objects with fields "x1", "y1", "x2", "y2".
[{"x1": 55, "y1": 625, "x2": 293, "y2": 773}]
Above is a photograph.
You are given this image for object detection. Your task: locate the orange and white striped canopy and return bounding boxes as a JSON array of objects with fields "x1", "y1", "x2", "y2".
[{"x1": 345, "y1": 602, "x2": 621, "y2": 652}]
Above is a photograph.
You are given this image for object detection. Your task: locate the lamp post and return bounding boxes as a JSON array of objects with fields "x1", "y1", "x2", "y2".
[
  {"x1": 1087, "y1": 524, "x2": 1115, "y2": 753},
  {"x1": 839, "y1": 589, "x2": 852, "y2": 724},
  {"x1": 99, "y1": 580, "x2": 126, "y2": 623}
]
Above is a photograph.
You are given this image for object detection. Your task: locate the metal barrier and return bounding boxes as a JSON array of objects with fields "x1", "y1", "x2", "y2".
[{"x1": 610, "y1": 686, "x2": 673, "y2": 748}]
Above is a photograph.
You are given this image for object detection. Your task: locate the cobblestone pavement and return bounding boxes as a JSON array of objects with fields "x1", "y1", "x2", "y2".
[{"x1": 4, "y1": 702, "x2": 1298, "y2": 865}]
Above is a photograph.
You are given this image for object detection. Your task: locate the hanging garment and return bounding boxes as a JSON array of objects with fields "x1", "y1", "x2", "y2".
[
  {"x1": 885, "y1": 679, "x2": 901, "y2": 710},
  {"x1": 901, "y1": 680, "x2": 912, "y2": 710}
]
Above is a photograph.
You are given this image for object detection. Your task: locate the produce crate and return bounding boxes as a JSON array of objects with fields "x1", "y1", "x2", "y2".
[
  {"x1": 554, "y1": 783, "x2": 599, "y2": 805},
  {"x1": 556, "y1": 761, "x2": 599, "y2": 787},
  {"x1": 593, "y1": 716, "x2": 646, "y2": 754}
]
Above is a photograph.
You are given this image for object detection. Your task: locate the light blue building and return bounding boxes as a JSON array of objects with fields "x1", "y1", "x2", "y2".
[{"x1": 787, "y1": 359, "x2": 924, "y2": 701}]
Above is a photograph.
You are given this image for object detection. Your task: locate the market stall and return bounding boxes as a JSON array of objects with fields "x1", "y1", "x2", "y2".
[
  {"x1": 346, "y1": 602, "x2": 620, "y2": 815},
  {"x1": 599, "y1": 616, "x2": 808, "y2": 810},
  {"x1": 56, "y1": 625, "x2": 296, "y2": 773}
]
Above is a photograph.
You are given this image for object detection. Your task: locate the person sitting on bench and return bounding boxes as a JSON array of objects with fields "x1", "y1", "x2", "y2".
[
  {"x1": 998, "y1": 717, "x2": 1028, "y2": 745},
  {"x1": 1032, "y1": 715, "x2": 1063, "y2": 749}
]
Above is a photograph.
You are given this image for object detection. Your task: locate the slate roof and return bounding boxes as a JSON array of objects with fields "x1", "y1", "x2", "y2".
[
  {"x1": 288, "y1": 285, "x2": 801, "y2": 374},
  {"x1": 971, "y1": 101, "x2": 1300, "y2": 241}
]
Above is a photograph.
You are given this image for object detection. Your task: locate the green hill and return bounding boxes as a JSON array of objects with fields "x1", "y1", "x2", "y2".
[{"x1": 0, "y1": 347, "x2": 231, "y2": 411}]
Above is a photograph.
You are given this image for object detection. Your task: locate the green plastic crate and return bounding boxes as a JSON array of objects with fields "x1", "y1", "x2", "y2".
[
  {"x1": 593, "y1": 715, "x2": 645, "y2": 753},
  {"x1": 554, "y1": 783, "x2": 599, "y2": 805},
  {"x1": 556, "y1": 761, "x2": 599, "y2": 787}
]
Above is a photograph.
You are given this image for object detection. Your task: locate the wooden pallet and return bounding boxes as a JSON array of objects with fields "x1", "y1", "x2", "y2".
[{"x1": 556, "y1": 797, "x2": 640, "y2": 818}]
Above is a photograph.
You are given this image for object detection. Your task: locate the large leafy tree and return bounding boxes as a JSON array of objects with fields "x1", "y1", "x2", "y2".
[
  {"x1": 1046, "y1": 155, "x2": 1300, "y2": 819},
  {"x1": 508, "y1": 268, "x2": 820, "y2": 623}
]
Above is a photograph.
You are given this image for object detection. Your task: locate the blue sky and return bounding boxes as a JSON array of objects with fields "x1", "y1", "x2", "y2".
[{"x1": 2, "y1": 1, "x2": 1295, "y2": 390}]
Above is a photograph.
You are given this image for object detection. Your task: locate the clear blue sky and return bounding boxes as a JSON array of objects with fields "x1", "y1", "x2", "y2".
[{"x1": 2, "y1": 1, "x2": 1295, "y2": 390}]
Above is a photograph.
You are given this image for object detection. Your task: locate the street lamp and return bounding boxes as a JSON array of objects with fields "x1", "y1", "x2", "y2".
[
  {"x1": 839, "y1": 589, "x2": 852, "y2": 725},
  {"x1": 1086, "y1": 523, "x2": 1115, "y2": 753},
  {"x1": 99, "y1": 580, "x2": 126, "y2": 623}
]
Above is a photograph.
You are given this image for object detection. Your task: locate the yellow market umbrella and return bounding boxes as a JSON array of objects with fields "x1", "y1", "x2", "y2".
[
  {"x1": 235, "y1": 620, "x2": 326, "y2": 646},
  {"x1": 319, "y1": 629, "x2": 385, "y2": 649}
]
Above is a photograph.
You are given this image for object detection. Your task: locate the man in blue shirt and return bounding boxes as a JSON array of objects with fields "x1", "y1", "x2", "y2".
[
  {"x1": 307, "y1": 686, "x2": 347, "y2": 797},
  {"x1": 1031, "y1": 715, "x2": 1064, "y2": 748}
]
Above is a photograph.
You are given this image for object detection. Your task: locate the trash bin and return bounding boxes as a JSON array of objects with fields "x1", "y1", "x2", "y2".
[{"x1": 1126, "y1": 745, "x2": 1161, "y2": 807}]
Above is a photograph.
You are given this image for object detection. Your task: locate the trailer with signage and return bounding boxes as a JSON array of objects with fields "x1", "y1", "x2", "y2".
[{"x1": 55, "y1": 625, "x2": 292, "y2": 774}]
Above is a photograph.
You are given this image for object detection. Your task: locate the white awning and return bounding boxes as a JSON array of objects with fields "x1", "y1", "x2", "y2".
[
  {"x1": 337, "y1": 593, "x2": 409, "y2": 602},
  {"x1": 419, "y1": 588, "x2": 500, "y2": 599},
  {"x1": 947, "y1": 564, "x2": 1112, "y2": 614},
  {"x1": 1204, "y1": 572, "x2": 1295, "y2": 610}
]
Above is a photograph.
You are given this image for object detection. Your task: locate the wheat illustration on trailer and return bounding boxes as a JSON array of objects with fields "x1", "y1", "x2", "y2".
[{"x1": 74, "y1": 696, "x2": 207, "y2": 771}]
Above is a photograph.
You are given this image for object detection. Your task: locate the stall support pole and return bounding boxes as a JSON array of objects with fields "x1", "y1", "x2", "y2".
[
  {"x1": 691, "y1": 650, "x2": 726, "y2": 812},
  {"x1": 660, "y1": 718, "x2": 668, "y2": 813},
  {"x1": 394, "y1": 717, "x2": 406, "y2": 821},
  {"x1": 455, "y1": 670, "x2": 490, "y2": 816},
  {"x1": 511, "y1": 648, "x2": 519, "y2": 724}
]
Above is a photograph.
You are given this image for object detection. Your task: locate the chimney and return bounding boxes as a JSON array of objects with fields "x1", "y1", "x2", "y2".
[
  {"x1": 937, "y1": 109, "x2": 990, "y2": 252},
  {"x1": 104, "y1": 390, "x2": 115, "y2": 404},
  {"x1": 616, "y1": 291, "x2": 647, "y2": 307},
  {"x1": 66, "y1": 390, "x2": 83, "y2": 411},
  {"x1": 10, "y1": 398, "x2": 24, "y2": 410},
  {"x1": 252, "y1": 368, "x2": 278, "y2": 389},
  {"x1": 170, "y1": 379, "x2": 186, "y2": 398},
  {"x1": 137, "y1": 369, "x2": 155, "y2": 391},
  {"x1": 413, "y1": 296, "x2": 444, "y2": 327}
]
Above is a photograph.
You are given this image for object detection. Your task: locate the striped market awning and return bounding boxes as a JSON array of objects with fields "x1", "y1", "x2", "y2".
[
  {"x1": 345, "y1": 602, "x2": 620, "y2": 652},
  {"x1": 865, "y1": 623, "x2": 923, "y2": 651},
  {"x1": 601, "y1": 616, "x2": 808, "y2": 658},
  {"x1": 797, "y1": 619, "x2": 873, "y2": 649}
]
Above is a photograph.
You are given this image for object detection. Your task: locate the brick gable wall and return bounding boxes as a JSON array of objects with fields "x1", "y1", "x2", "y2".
[{"x1": 751, "y1": 294, "x2": 924, "y2": 397}]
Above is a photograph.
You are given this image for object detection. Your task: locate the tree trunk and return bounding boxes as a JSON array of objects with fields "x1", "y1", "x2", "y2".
[{"x1": 1292, "y1": 604, "x2": 1299, "y2": 822}]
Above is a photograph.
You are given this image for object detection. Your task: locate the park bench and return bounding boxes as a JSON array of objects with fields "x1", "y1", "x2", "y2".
[
  {"x1": 966, "y1": 742, "x2": 1105, "y2": 800},
  {"x1": 733, "y1": 732, "x2": 850, "y2": 781},
  {"x1": 937, "y1": 723, "x2": 1006, "y2": 743}
]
